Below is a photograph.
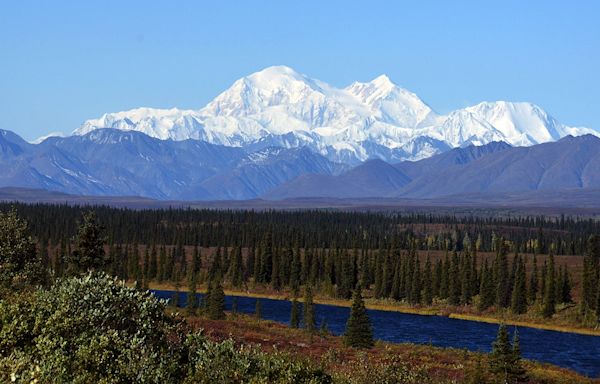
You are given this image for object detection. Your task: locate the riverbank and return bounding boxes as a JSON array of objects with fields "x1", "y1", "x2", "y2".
[
  {"x1": 183, "y1": 313, "x2": 598, "y2": 383},
  {"x1": 148, "y1": 282, "x2": 600, "y2": 337}
]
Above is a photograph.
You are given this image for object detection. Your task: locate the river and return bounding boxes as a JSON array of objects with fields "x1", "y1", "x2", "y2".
[{"x1": 152, "y1": 290, "x2": 600, "y2": 377}]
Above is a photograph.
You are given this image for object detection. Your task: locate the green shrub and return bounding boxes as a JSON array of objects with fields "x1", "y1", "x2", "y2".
[
  {"x1": 0, "y1": 272, "x2": 185, "y2": 383},
  {"x1": 183, "y1": 333, "x2": 332, "y2": 384}
]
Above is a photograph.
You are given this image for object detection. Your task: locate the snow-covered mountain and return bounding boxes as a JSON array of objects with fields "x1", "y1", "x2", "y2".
[{"x1": 73, "y1": 65, "x2": 598, "y2": 164}]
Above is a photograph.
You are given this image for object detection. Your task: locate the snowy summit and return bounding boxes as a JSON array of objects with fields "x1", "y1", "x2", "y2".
[{"x1": 74, "y1": 66, "x2": 599, "y2": 164}]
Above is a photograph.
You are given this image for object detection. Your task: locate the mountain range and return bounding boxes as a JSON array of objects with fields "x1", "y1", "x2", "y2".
[
  {"x1": 2, "y1": 65, "x2": 599, "y2": 204},
  {"x1": 2, "y1": 127, "x2": 600, "y2": 202},
  {"x1": 71, "y1": 66, "x2": 598, "y2": 165}
]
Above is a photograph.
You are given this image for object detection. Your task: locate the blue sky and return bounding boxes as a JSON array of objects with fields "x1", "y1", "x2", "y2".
[{"x1": 1, "y1": 1, "x2": 598, "y2": 141}]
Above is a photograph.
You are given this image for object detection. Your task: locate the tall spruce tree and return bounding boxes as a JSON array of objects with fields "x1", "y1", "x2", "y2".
[
  {"x1": 229, "y1": 246, "x2": 243, "y2": 288},
  {"x1": 255, "y1": 299, "x2": 262, "y2": 319},
  {"x1": 186, "y1": 269, "x2": 198, "y2": 314},
  {"x1": 542, "y1": 253, "x2": 556, "y2": 318},
  {"x1": 528, "y1": 255, "x2": 538, "y2": 303},
  {"x1": 510, "y1": 257, "x2": 527, "y2": 314},
  {"x1": 582, "y1": 235, "x2": 600, "y2": 311},
  {"x1": 489, "y1": 324, "x2": 526, "y2": 383},
  {"x1": 208, "y1": 280, "x2": 226, "y2": 320},
  {"x1": 433, "y1": 259, "x2": 442, "y2": 298},
  {"x1": 344, "y1": 286, "x2": 374, "y2": 348},
  {"x1": 495, "y1": 240, "x2": 511, "y2": 308},
  {"x1": 422, "y1": 256, "x2": 433, "y2": 305},
  {"x1": 559, "y1": 265, "x2": 572, "y2": 304},
  {"x1": 439, "y1": 251, "x2": 450, "y2": 299},
  {"x1": 303, "y1": 285, "x2": 316, "y2": 332},
  {"x1": 596, "y1": 283, "x2": 600, "y2": 324},
  {"x1": 0, "y1": 209, "x2": 44, "y2": 292},
  {"x1": 69, "y1": 211, "x2": 106, "y2": 274},
  {"x1": 478, "y1": 260, "x2": 495, "y2": 311},
  {"x1": 148, "y1": 245, "x2": 158, "y2": 280},
  {"x1": 157, "y1": 246, "x2": 167, "y2": 283},
  {"x1": 290, "y1": 246, "x2": 301, "y2": 294},
  {"x1": 409, "y1": 259, "x2": 421, "y2": 305},
  {"x1": 461, "y1": 251, "x2": 473, "y2": 305},
  {"x1": 290, "y1": 296, "x2": 300, "y2": 328},
  {"x1": 448, "y1": 250, "x2": 461, "y2": 305},
  {"x1": 260, "y1": 231, "x2": 273, "y2": 283}
]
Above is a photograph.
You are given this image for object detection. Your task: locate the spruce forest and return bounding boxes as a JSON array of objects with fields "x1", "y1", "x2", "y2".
[{"x1": 5, "y1": 202, "x2": 600, "y2": 328}]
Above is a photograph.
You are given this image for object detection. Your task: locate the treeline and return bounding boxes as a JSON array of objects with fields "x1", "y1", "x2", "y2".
[
  {"x1": 3, "y1": 202, "x2": 600, "y2": 255},
  {"x1": 45, "y1": 222, "x2": 600, "y2": 323},
  {"x1": 2, "y1": 203, "x2": 600, "y2": 324}
]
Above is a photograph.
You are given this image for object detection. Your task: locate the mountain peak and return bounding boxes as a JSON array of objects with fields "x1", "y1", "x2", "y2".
[
  {"x1": 370, "y1": 74, "x2": 394, "y2": 87},
  {"x1": 71, "y1": 66, "x2": 598, "y2": 164},
  {"x1": 249, "y1": 65, "x2": 301, "y2": 78}
]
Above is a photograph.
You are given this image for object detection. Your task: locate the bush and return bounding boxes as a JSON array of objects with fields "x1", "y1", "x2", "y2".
[
  {"x1": 0, "y1": 272, "x2": 186, "y2": 383},
  {"x1": 183, "y1": 333, "x2": 331, "y2": 384}
]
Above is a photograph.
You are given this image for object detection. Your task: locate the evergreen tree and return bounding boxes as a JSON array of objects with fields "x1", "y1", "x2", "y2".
[
  {"x1": 528, "y1": 255, "x2": 538, "y2": 304},
  {"x1": 433, "y1": 259, "x2": 442, "y2": 298},
  {"x1": 303, "y1": 285, "x2": 316, "y2": 332},
  {"x1": 422, "y1": 256, "x2": 433, "y2": 305},
  {"x1": 255, "y1": 299, "x2": 262, "y2": 319},
  {"x1": 157, "y1": 246, "x2": 167, "y2": 283},
  {"x1": 229, "y1": 246, "x2": 243, "y2": 288},
  {"x1": 0, "y1": 209, "x2": 44, "y2": 292},
  {"x1": 231, "y1": 297, "x2": 238, "y2": 316},
  {"x1": 38, "y1": 239, "x2": 50, "y2": 283},
  {"x1": 208, "y1": 280, "x2": 226, "y2": 320},
  {"x1": 69, "y1": 211, "x2": 106, "y2": 274},
  {"x1": 596, "y1": 283, "x2": 600, "y2": 325},
  {"x1": 208, "y1": 247, "x2": 222, "y2": 281},
  {"x1": 336, "y1": 250, "x2": 353, "y2": 299},
  {"x1": 204, "y1": 281, "x2": 213, "y2": 311},
  {"x1": 290, "y1": 246, "x2": 301, "y2": 294},
  {"x1": 489, "y1": 324, "x2": 526, "y2": 383},
  {"x1": 509, "y1": 329, "x2": 527, "y2": 383},
  {"x1": 290, "y1": 296, "x2": 300, "y2": 328},
  {"x1": 191, "y1": 245, "x2": 201, "y2": 275},
  {"x1": 54, "y1": 239, "x2": 66, "y2": 277},
  {"x1": 582, "y1": 235, "x2": 600, "y2": 311},
  {"x1": 271, "y1": 249, "x2": 281, "y2": 290},
  {"x1": 559, "y1": 265, "x2": 572, "y2": 304},
  {"x1": 344, "y1": 286, "x2": 374, "y2": 348},
  {"x1": 170, "y1": 286, "x2": 180, "y2": 308},
  {"x1": 246, "y1": 245, "x2": 255, "y2": 282},
  {"x1": 186, "y1": 270, "x2": 198, "y2": 314},
  {"x1": 390, "y1": 256, "x2": 402, "y2": 301},
  {"x1": 542, "y1": 253, "x2": 556, "y2": 318},
  {"x1": 409, "y1": 259, "x2": 421, "y2": 305},
  {"x1": 448, "y1": 250, "x2": 461, "y2": 305},
  {"x1": 495, "y1": 240, "x2": 511, "y2": 308},
  {"x1": 320, "y1": 319, "x2": 330, "y2": 336},
  {"x1": 470, "y1": 243, "x2": 479, "y2": 296},
  {"x1": 374, "y1": 247, "x2": 384, "y2": 298},
  {"x1": 510, "y1": 257, "x2": 527, "y2": 314},
  {"x1": 439, "y1": 251, "x2": 450, "y2": 299},
  {"x1": 142, "y1": 248, "x2": 150, "y2": 283},
  {"x1": 461, "y1": 251, "x2": 473, "y2": 305},
  {"x1": 260, "y1": 231, "x2": 273, "y2": 283},
  {"x1": 148, "y1": 245, "x2": 158, "y2": 280},
  {"x1": 156, "y1": 245, "x2": 167, "y2": 283},
  {"x1": 478, "y1": 260, "x2": 495, "y2": 311}
]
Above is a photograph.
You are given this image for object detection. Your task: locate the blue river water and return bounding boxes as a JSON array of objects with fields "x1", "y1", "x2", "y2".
[{"x1": 152, "y1": 290, "x2": 600, "y2": 378}]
